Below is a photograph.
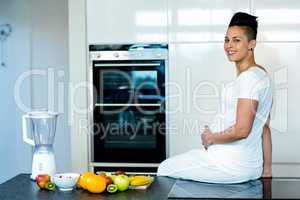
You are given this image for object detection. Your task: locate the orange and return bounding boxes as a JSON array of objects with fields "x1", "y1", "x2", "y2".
[
  {"x1": 78, "y1": 172, "x2": 95, "y2": 189},
  {"x1": 86, "y1": 174, "x2": 106, "y2": 193}
]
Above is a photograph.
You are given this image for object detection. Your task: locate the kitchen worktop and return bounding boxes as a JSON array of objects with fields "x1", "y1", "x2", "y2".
[{"x1": 1, "y1": 174, "x2": 300, "y2": 199}]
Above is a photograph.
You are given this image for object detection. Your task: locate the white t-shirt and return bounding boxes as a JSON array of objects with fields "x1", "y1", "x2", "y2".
[{"x1": 208, "y1": 66, "x2": 273, "y2": 177}]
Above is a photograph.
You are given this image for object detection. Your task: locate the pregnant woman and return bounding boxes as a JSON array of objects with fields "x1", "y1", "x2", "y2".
[{"x1": 157, "y1": 12, "x2": 273, "y2": 183}]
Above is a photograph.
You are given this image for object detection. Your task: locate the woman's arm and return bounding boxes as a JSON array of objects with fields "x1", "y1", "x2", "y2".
[
  {"x1": 262, "y1": 115, "x2": 272, "y2": 177},
  {"x1": 202, "y1": 98, "x2": 258, "y2": 148}
]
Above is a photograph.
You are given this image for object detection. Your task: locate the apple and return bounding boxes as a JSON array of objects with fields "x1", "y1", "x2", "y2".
[
  {"x1": 105, "y1": 176, "x2": 113, "y2": 185},
  {"x1": 113, "y1": 175, "x2": 129, "y2": 192},
  {"x1": 36, "y1": 174, "x2": 50, "y2": 189},
  {"x1": 110, "y1": 175, "x2": 117, "y2": 182}
]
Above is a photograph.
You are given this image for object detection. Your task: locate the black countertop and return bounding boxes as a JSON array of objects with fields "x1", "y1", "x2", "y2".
[{"x1": 1, "y1": 174, "x2": 300, "y2": 199}]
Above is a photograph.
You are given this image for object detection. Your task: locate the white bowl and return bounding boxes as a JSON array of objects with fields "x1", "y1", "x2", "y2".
[{"x1": 52, "y1": 173, "x2": 80, "y2": 191}]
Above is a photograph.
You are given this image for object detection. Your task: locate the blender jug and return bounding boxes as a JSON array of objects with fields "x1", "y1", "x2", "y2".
[{"x1": 22, "y1": 111, "x2": 59, "y2": 180}]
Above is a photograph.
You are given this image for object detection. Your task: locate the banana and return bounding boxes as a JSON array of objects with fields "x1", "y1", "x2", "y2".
[{"x1": 129, "y1": 176, "x2": 152, "y2": 186}]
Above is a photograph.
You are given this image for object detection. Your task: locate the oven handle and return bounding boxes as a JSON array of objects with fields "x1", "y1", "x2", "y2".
[{"x1": 94, "y1": 63, "x2": 160, "y2": 67}]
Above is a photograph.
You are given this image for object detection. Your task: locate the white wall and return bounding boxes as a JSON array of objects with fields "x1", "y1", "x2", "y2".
[
  {"x1": 0, "y1": 0, "x2": 32, "y2": 184},
  {"x1": 0, "y1": 0, "x2": 69, "y2": 183}
]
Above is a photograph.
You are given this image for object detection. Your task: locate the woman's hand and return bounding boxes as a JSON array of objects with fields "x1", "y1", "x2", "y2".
[{"x1": 201, "y1": 126, "x2": 214, "y2": 150}]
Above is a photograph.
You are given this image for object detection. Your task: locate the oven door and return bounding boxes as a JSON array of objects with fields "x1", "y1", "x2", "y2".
[
  {"x1": 93, "y1": 105, "x2": 166, "y2": 163},
  {"x1": 92, "y1": 59, "x2": 166, "y2": 163}
]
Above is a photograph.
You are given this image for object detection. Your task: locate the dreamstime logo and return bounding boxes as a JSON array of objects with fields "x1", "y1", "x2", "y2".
[{"x1": 13, "y1": 66, "x2": 288, "y2": 139}]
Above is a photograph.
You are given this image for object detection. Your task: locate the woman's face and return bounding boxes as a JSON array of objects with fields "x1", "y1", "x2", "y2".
[{"x1": 224, "y1": 26, "x2": 256, "y2": 62}]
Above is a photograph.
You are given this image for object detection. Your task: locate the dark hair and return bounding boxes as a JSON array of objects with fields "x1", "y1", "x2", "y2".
[{"x1": 229, "y1": 12, "x2": 258, "y2": 41}]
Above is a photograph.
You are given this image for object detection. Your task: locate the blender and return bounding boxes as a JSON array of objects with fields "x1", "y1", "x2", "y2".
[{"x1": 22, "y1": 111, "x2": 59, "y2": 180}]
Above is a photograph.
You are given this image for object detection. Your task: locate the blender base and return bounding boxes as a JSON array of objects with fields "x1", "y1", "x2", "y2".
[{"x1": 30, "y1": 152, "x2": 56, "y2": 180}]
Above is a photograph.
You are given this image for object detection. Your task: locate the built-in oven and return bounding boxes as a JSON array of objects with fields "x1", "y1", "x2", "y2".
[{"x1": 89, "y1": 44, "x2": 168, "y2": 173}]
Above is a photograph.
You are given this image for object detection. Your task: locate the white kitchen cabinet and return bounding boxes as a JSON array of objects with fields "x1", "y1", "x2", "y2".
[
  {"x1": 255, "y1": 42, "x2": 300, "y2": 163},
  {"x1": 168, "y1": 0, "x2": 250, "y2": 42},
  {"x1": 86, "y1": 0, "x2": 168, "y2": 44},
  {"x1": 167, "y1": 43, "x2": 235, "y2": 156},
  {"x1": 254, "y1": 0, "x2": 300, "y2": 41}
]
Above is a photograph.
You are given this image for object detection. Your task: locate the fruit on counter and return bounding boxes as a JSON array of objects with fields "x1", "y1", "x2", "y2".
[
  {"x1": 75, "y1": 171, "x2": 153, "y2": 194},
  {"x1": 45, "y1": 181, "x2": 56, "y2": 191},
  {"x1": 106, "y1": 184, "x2": 118, "y2": 194},
  {"x1": 113, "y1": 175, "x2": 129, "y2": 192},
  {"x1": 85, "y1": 174, "x2": 106, "y2": 193},
  {"x1": 36, "y1": 174, "x2": 50, "y2": 189},
  {"x1": 105, "y1": 176, "x2": 113, "y2": 185},
  {"x1": 95, "y1": 171, "x2": 113, "y2": 185},
  {"x1": 78, "y1": 171, "x2": 94, "y2": 189},
  {"x1": 129, "y1": 176, "x2": 152, "y2": 186}
]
